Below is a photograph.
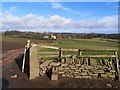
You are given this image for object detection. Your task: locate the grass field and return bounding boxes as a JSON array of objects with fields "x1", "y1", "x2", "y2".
[
  {"x1": 53, "y1": 38, "x2": 119, "y2": 49},
  {"x1": 39, "y1": 38, "x2": 119, "y2": 60}
]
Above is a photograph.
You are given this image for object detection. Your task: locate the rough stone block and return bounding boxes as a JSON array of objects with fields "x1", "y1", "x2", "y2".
[
  {"x1": 64, "y1": 67, "x2": 70, "y2": 70},
  {"x1": 66, "y1": 74, "x2": 74, "y2": 77},
  {"x1": 81, "y1": 65, "x2": 87, "y2": 68},
  {"x1": 82, "y1": 70, "x2": 88, "y2": 72},
  {"x1": 75, "y1": 69, "x2": 81, "y2": 72},
  {"x1": 85, "y1": 66, "x2": 93, "y2": 70},
  {"x1": 58, "y1": 71, "x2": 64, "y2": 74},
  {"x1": 70, "y1": 67, "x2": 78, "y2": 70},
  {"x1": 69, "y1": 74, "x2": 74, "y2": 77},
  {"x1": 68, "y1": 69, "x2": 74, "y2": 72},
  {"x1": 101, "y1": 74, "x2": 108, "y2": 78},
  {"x1": 83, "y1": 76, "x2": 92, "y2": 78},
  {"x1": 108, "y1": 75, "x2": 115, "y2": 78},
  {"x1": 97, "y1": 70, "x2": 105, "y2": 73},
  {"x1": 73, "y1": 73, "x2": 78, "y2": 76},
  {"x1": 75, "y1": 64, "x2": 81, "y2": 67},
  {"x1": 63, "y1": 69, "x2": 69, "y2": 72},
  {"x1": 91, "y1": 74, "x2": 98, "y2": 78},
  {"x1": 102, "y1": 66, "x2": 109, "y2": 69},
  {"x1": 41, "y1": 67, "x2": 47, "y2": 71},
  {"x1": 90, "y1": 59, "x2": 97, "y2": 65},
  {"x1": 73, "y1": 71, "x2": 79, "y2": 74},
  {"x1": 43, "y1": 70, "x2": 46, "y2": 74},
  {"x1": 87, "y1": 72, "x2": 93, "y2": 76},
  {"x1": 75, "y1": 76, "x2": 80, "y2": 78},
  {"x1": 66, "y1": 58, "x2": 73, "y2": 64},
  {"x1": 110, "y1": 70, "x2": 116, "y2": 73},
  {"x1": 68, "y1": 65, "x2": 75, "y2": 68},
  {"x1": 51, "y1": 73, "x2": 58, "y2": 80},
  {"x1": 58, "y1": 66, "x2": 63, "y2": 71},
  {"x1": 78, "y1": 67, "x2": 84, "y2": 70},
  {"x1": 61, "y1": 63, "x2": 68, "y2": 67},
  {"x1": 40, "y1": 60, "x2": 53, "y2": 68},
  {"x1": 46, "y1": 66, "x2": 51, "y2": 70},
  {"x1": 93, "y1": 67, "x2": 99, "y2": 69},
  {"x1": 91, "y1": 69, "x2": 99, "y2": 74},
  {"x1": 81, "y1": 72, "x2": 88, "y2": 76},
  {"x1": 49, "y1": 62, "x2": 61, "y2": 67},
  {"x1": 62, "y1": 74, "x2": 66, "y2": 77}
]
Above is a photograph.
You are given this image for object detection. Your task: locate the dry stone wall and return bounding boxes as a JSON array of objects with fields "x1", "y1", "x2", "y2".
[
  {"x1": 58, "y1": 63, "x2": 115, "y2": 79},
  {"x1": 39, "y1": 60, "x2": 116, "y2": 80}
]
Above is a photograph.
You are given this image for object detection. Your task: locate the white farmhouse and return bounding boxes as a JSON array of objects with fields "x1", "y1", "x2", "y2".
[
  {"x1": 51, "y1": 34, "x2": 57, "y2": 39},
  {"x1": 43, "y1": 35, "x2": 49, "y2": 39}
]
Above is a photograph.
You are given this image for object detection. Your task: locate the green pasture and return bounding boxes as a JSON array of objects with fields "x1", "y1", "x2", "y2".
[
  {"x1": 53, "y1": 38, "x2": 119, "y2": 49},
  {"x1": 39, "y1": 38, "x2": 119, "y2": 61}
]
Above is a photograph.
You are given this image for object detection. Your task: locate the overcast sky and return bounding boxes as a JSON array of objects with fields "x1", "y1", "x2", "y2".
[{"x1": 1, "y1": 2, "x2": 118, "y2": 33}]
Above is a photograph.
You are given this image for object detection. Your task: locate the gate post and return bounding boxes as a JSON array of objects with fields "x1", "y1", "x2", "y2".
[
  {"x1": 115, "y1": 51, "x2": 120, "y2": 81},
  {"x1": 29, "y1": 43, "x2": 39, "y2": 80}
]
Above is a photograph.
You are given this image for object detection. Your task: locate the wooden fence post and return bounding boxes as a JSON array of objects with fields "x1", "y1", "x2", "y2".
[
  {"x1": 78, "y1": 49, "x2": 82, "y2": 56},
  {"x1": 59, "y1": 48, "x2": 62, "y2": 62},
  {"x1": 115, "y1": 51, "x2": 120, "y2": 81}
]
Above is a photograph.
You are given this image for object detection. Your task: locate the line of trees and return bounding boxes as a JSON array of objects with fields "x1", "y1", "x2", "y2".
[{"x1": 3, "y1": 30, "x2": 120, "y2": 40}]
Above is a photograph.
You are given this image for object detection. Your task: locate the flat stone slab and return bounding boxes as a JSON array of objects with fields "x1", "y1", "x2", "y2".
[
  {"x1": 70, "y1": 67, "x2": 78, "y2": 70},
  {"x1": 78, "y1": 67, "x2": 84, "y2": 70},
  {"x1": 101, "y1": 74, "x2": 108, "y2": 78},
  {"x1": 62, "y1": 74, "x2": 66, "y2": 77},
  {"x1": 68, "y1": 65, "x2": 75, "y2": 68},
  {"x1": 85, "y1": 66, "x2": 93, "y2": 70},
  {"x1": 40, "y1": 60, "x2": 53, "y2": 68},
  {"x1": 49, "y1": 62, "x2": 61, "y2": 67},
  {"x1": 91, "y1": 74, "x2": 98, "y2": 78},
  {"x1": 75, "y1": 64, "x2": 81, "y2": 67},
  {"x1": 110, "y1": 70, "x2": 116, "y2": 73},
  {"x1": 63, "y1": 67, "x2": 70, "y2": 70},
  {"x1": 81, "y1": 72, "x2": 88, "y2": 76},
  {"x1": 58, "y1": 71, "x2": 64, "y2": 74},
  {"x1": 108, "y1": 75, "x2": 115, "y2": 78},
  {"x1": 73, "y1": 71, "x2": 79, "y2": 74},
  {"x1": 97, "y1": 70, "x2": 105, "y2": 73},
  {"x1": 61, "y1": 64, "x2": 68, "y2": 67},
  {"x1": 75, "y1": 69, "x2": 81, "y2": 72}
]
